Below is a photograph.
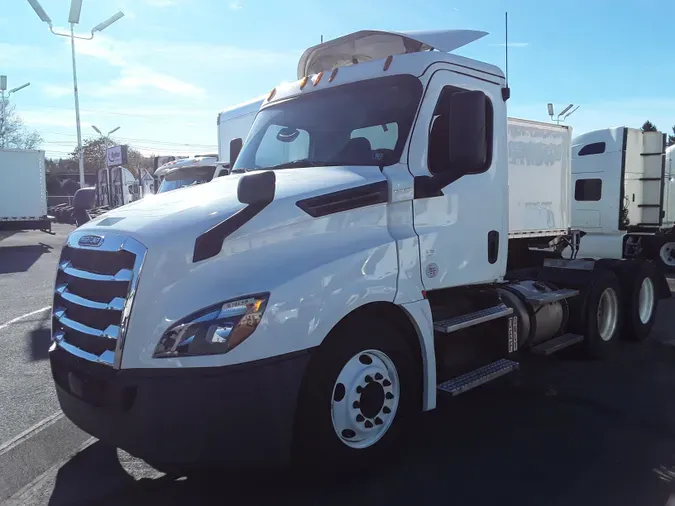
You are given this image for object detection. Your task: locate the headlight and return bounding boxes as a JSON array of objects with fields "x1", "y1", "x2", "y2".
[{"x1": 153, "y1": 293, "x2": 269, "y2": 358}]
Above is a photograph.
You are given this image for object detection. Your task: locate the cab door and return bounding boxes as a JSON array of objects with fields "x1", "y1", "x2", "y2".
[{"x1": 407, "y1": 68, "x2": 508, "y2": 290}]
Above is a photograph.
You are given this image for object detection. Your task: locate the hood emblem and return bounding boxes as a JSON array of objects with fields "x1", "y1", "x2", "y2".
[{"x1": 78, "y1": 235, "x2": 104, "y2": 247}]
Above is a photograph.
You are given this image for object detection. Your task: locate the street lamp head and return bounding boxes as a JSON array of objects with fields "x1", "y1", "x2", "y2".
[
  {"x1": 92, "y1": 11, "x2": 124, "y2": 33},
  {"x1": 26, "y1": 0, "x2": 52, "y2": 25},
  {"x1": 109, "y1": 126, "x2": 120, "y2": 135},
  {"x1": 68, "y1": 0, "x2": 83, "y2": 25},
  {"x1": 92, "y1": 125, "x2": 102, "y2": 135},
  {"x1": 547, "y1": 103, "x2": 554, "y2": 117},
  {"x1": 0, "y1": 76, "x2": 6, "y2": 92},
  {"x1": 559, "y1": 103, "x2": 574, "y2": 117},
  {"x1": 9, "y1": 82, "x2": 30, "y2": 95}
]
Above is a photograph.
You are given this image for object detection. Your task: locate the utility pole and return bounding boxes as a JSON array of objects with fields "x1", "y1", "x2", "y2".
[{"x1": 0, "y1": 76, "x2": 30, "y2": 149}]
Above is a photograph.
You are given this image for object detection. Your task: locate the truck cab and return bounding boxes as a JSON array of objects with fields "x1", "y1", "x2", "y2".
[
  {"x1": 570, "y1": 127, "x2": 675, "y2": 268},
  {"x1": 48, "y1": 29, "x2": 668, "y2": 474},
  {"x1": 155, "y1": 155, "x2": 228, "y2": 194}
]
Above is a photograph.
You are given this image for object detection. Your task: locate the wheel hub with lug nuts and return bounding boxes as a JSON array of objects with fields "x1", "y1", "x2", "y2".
[
  {"x1": 638, "y1": 276, "x2": 655, "y2": 324},
  {"x1": 597, "y1": 287, "x2": 619, "y2": 342},
  {"x1": 660, "y1": 242, "x2": 675, "y2": 267},
  {"x1": 331, "y1": 349, "x2": 400, "y2": 449}
]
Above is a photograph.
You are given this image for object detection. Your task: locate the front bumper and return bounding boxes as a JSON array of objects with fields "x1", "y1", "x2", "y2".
[{"x1": 49, "y1": 346, "x2": 311, "y2": 469}]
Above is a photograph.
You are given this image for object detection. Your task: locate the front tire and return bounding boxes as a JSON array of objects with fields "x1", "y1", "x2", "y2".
[{"x1": 292, "y1": 316, "x2": 420, "y2": 472}]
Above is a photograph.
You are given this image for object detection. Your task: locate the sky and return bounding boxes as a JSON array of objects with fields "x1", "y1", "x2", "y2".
[{"x1": 2, "y1": 0, "x2": 675, "y2": 160}]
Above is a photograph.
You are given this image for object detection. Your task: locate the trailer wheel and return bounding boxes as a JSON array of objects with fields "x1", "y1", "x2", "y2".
[
  {"x1": 659, "y1": 241, "x2": 675, "y2": 270},
  {"x1": 582, "y1": 270, "x2": 622, "y2": 358},
  {"x1": 623, "y1": 260, "x2": 659, "y2": 341},
  {"x1": 293, "y1": 316, "x2": 420, "y2": 472}
]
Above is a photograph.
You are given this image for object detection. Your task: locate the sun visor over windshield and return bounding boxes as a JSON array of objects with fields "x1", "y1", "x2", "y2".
[{"x1": 297, "y1": 29, "x2": 489, "y2": 79}]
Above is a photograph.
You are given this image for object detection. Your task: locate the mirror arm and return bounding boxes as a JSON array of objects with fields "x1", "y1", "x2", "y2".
[{"x1": 413, "y1": 173, "x2": 457, "y2": 199}]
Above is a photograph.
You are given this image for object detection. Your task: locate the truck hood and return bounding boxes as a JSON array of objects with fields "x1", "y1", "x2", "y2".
[{"x1": 79, "y1": 166, "x2": 387, "y2": 250}]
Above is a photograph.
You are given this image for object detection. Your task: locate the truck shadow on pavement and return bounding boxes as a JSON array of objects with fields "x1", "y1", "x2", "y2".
[
  {"x1": 0, "y1": 244, "x2": 53, "y2": 274},
  {"x1": 42, "y1": 339, "x2": 675, "y2": 506}
]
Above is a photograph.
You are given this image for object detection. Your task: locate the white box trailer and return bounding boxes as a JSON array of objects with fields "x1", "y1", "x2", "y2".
[
  {"x1": 0, "y1": 149, "x2": 52, "y2": 232},
  {"x1": 217, "y1": 96, "x2": 265, "y2": 162},
  {"x1": 507, "y1": 118, "x2": 571, "y2": 238}
]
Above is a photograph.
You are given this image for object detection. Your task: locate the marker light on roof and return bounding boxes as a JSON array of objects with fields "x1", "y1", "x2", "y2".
[
  {"x1": 328, "y1": 68, "x2": 339, "y2": 83},
  {"x1": 268, "y1": 87, "x2": 276, "y2": 101},
  {"x1": 383, "y1": 55, "x2": 393, "y2": 71},
  {"x1": 299, "y1": 76, "x2": 309, "y2": 90},
  {"x1": 313, "y1": 71, "x2": 323, "y2": 86}
]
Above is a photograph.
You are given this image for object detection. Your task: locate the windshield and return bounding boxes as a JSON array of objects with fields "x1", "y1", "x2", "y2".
[
  {"x1": 232, "y1": 75, "x2": 422, "y2": 171},
  {"x1": 157, "y1": 165, "x2": 216, "y2": 193}
]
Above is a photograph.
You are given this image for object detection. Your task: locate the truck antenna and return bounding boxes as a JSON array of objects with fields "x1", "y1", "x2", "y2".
[
  {"x1": 321, "y1": 35, "x2": 323, "y2": 43},
  {"x1": 502, "y1": 12, "x2": 511, "y2": 101},
  {"x1": 505, "y1": 12, "x2": 509, "y2": 87}
]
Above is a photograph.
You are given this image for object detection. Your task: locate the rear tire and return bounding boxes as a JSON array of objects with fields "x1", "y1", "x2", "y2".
[
  {"x1": 659, "y1": 241, "x2": 675, "y2": 271},
  {"x1": 579, "y1": 269, "x2": 623, "y2": 359},
  {"x1": 292, "y1": 316, "x2": 421, "y2": 473},
  {"x1": 621, "y1": 260, "x2": 659, "y2": 341}
]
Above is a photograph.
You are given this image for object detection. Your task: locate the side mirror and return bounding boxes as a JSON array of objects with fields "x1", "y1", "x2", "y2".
[
  {"x1": 448, "y1": 90, "x2": 488, "y2": 172},
  {"x1": 230, "y1": 138, "x2": 243, "y2": 167},
  {"x1": 237, "y1": 170, "x2": 276, "y2": 205}
]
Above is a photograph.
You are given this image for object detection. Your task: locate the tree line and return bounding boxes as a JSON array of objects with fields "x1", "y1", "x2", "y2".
[{"x1": 641, "y1": 121, "x2": 675, "y2": 146}]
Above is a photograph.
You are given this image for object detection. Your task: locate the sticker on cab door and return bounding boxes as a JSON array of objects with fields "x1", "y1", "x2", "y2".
[{"x1": 425, "y1": 263, "x2": 438, "y2": 278}]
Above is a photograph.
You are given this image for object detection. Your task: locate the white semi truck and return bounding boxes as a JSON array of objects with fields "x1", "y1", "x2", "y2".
[
  {"x1": 48, "y1": 29, "x2": 670, "y2": 474},
  {"x1": 0, "y1": 149, "x2": 52, "y2": 232},
  {"x1": 570, "y1": 127, "x2": 675, "y2": 269}
]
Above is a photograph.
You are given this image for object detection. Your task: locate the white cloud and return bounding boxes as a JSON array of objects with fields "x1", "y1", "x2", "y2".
[
  {"x1": 95, "y1": 66, "x2": 207, "y2": 98},
  {"x1": 0, "y1": 43, "x2": 65, "y2": 70},
  {"x1": 42, "y1": 84, "x2": 73, "y2": 98},
  {"x1": 229, "y1": 1, "x2": 243, "y2": 9}
]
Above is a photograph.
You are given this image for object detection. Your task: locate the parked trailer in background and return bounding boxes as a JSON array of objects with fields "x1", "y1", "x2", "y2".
[
  {"x1": 217, "y1": 96, "x2": 264, "y2": 162},
  {"x1": 48, "y1": 29, "x2": 670, "y2": 476},
  {"x1": 0, "y1": 149, "x2": 52, "y2": 232},
  {"x1": 570, "y1": 127, "x2": 675, "y2": 269}
]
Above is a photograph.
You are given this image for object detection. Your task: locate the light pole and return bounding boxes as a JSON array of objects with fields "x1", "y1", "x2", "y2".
[
  {"x1": 26, "y1": 0, "x2": 124, "y2": 188},
  {"x1": 92, "y1": 125, "x2": 119, "y2": 206},
  {"x1": 0, "y1": 76, "x2": 31, "y2": 149},
  {"x1": 547, "y1": 102, "x2": 580, "y2": 125}
]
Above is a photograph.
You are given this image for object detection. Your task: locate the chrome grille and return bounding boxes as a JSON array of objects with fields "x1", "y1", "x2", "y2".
[{"x1": 52, "y1": 231, "x2": 147, "y2": 368}]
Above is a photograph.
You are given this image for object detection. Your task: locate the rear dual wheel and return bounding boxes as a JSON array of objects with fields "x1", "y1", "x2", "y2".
[{"x1": 621, "y1": 260, "x2": 659, "y2": 341}]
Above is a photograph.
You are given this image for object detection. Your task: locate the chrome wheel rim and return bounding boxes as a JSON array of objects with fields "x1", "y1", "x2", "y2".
[
  {"x1": 659, "y1": 242, "x2": 675, "y2": 267},
  {"x1": 331, "y1": 349, "x2": 400, "y2": 450},
  {"x1": 638, "y1": 276, "x2": 655, "y2": 324},
  {"x1": 597, "y1": 287, "x2": 619, "y2": 342}
]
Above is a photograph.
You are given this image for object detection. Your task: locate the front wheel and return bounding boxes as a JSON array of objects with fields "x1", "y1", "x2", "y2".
[{"x1": 292, "y1": 316, "x2": 421, "y2": 472}]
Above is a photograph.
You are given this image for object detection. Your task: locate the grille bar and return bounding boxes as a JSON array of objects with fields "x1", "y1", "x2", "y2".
[
  {"x1": 56, "y1": 284, "x2": 126, "y2": 311},
  {"x1": 51, "y1": 231, "x2": 147, "y2": 369},
  {"x1": 59, "y1": 260, "x2": 133, "y2": 283},
  {"x1": 53, "y1": 331, "x2": 116, "y2": 365},
  {"x1": 54, "y1": 307, "x2": 120, "y2": 339}
]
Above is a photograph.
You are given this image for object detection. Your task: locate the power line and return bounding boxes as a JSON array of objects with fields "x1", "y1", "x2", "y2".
[{"x1": 41, "y1": 131, "x2": 217, "y2": 148}]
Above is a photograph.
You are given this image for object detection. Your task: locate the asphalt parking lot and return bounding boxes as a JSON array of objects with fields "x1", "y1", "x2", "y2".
[{"x1": 3, "y1": 225, "x2": 675, "y2": 505}]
